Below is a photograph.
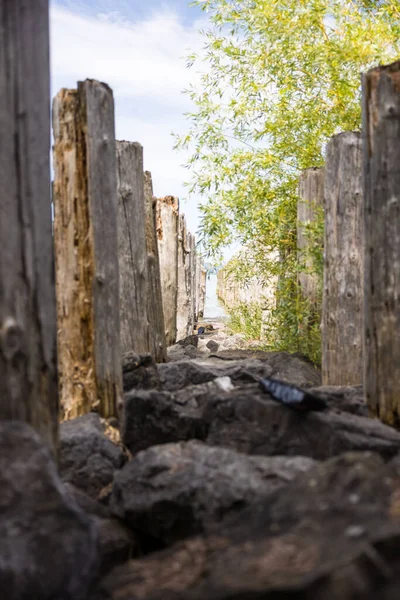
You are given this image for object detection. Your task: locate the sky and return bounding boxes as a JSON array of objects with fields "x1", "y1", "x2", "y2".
[{"x1": 50, "y1": 0, "x2": 207, "y2": 235}]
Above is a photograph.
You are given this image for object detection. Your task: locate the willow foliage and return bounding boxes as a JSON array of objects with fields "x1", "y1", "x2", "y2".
[{"x1": 176, "y1": 0, "x2": 400, "y2": 361}]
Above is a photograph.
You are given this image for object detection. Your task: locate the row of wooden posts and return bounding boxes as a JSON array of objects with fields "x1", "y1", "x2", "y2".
[
  {"x1": 2, "y1": 4, "x2": 400, "y2": 455},
  {"x1": 0, "y1": 1, "x2": 204, "y2": 454},
  {"x1": 52, "y1": 82, "x2": 206, "y2": 423},
  {"x1": 297, "y1": 60, "x2": 400, "y2": 427}
]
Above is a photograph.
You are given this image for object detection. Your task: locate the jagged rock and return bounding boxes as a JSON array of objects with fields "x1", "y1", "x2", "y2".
[
  {"x1": 122, "y1": 351, "x2": 160, "y2": 392},
  {"x1": 88, "y1": 452, "x2": 400, "y2": 600},
  {"x1": 158, "y1": 358, "x2": 273, "y2": 392},
  {"x1": 123, "y1": 380, "x2": 400, "y2": 460},
  {"x1": 0, "y1": 422, "x2": 98, "y2": 600},
  {"x1": 60, "y1": 413, "x2": 126, "y2": 500},
  {"x1": 205, "y1": 384, "x2": 400, "y2": 460},
  {"x1": 158, "y1": 351, "x2": 321, "y2": 391},
  {"x1": 110, "y1": 440, "x2": 316, "y2": 545},
  {"x1": 206, "y1": 339, "x2": 219, "y2": 352},
  {"x1": 166, "y1": 343, "x2": 199, "y2": 362},
  {"x1": 310, "y1": 385, "x2": 367, "y2": 417},
  {"x1": 64, "y1": 483, "x2": 138, "y2": 573},
  {"x1": 177, "y1": 335, "x2": 199, "y2": 348}
]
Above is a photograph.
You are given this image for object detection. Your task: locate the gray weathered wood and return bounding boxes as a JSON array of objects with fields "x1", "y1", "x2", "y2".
[
  {"x1": 362, "y1": 60, "x2": 400, "y2": 425},
  {"x1": 322, "y1": 132, "x2": 364, "y2": 386},
  {"x1": 298, "y1": 168, "x2": 324, "y2": 306},
  {"x1": 0, "y1": 0, "x2": 58, "y2": 452},
  {"x1": 176, "y1": 215, "x2": 191, "y2": 340},
  {"x1": 53, "y1": 79, "x2": 122, "y2": 420},
  {"x1": 116, "y1": 141, "x2": 149, "y2": 355},
  {"x1": 156, "y1": 196, "x2": 179, "y2": 346},
  {"x1": 189, "y1": 233, "x2": 197, "y2": 327},
  {"x1": 144, "y1": 172, "x2": 167, "y2": 362}
]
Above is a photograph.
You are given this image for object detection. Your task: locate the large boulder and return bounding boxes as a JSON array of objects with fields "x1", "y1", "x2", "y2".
[
  {"x1": 110, "y1": 440, "x2": 316, "y2": 544},
  {"x1": 90, "y1": 452, "x2": 400, "y2": 600},
  {"x1": 0, "y1": 422, "x2": 98, "y2": 600},
  {"x1": 64, "y1": 483, "x2": 138, "y2": 574},
  {"x1": 123, "y1": 379, "x2": 400, "y2": 460},
  {"x1": 60, "y1": 413, "x2": 126, "y2": 500},
  {"x1": 158, "y1": 351, "x2": 321, "y2": 392}
]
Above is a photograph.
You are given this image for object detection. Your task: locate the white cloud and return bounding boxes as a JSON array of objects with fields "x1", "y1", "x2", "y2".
[{"x1": 50, "y1": 3, "x2": 207, "y2": 233}]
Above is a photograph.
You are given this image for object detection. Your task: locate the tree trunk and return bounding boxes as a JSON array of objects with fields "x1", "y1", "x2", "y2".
[
  {"x1": 52, "y1": 80, "x2": 122, "y2": 420},
  {"x1": 0, "y1": 0, "x2": 58, "y2": 452},
  {"x1": 362, "y1": 60, "x2": 400, "y2": 425},
  {"x1": 116, "y1": 141, "x2": 149, "y2": 355},
  {"x1": 189, "y1": 233, "x2": 197, "y2": 327},
  {"x1": 143, "y1": 172, "x2": 167, "y2": 362},
  {"x1": 322, "y1": 132, "x2": 364, "y2": 386},
  {"x1": 156, "y1": 196, "x2": 179, "y2": 346}
]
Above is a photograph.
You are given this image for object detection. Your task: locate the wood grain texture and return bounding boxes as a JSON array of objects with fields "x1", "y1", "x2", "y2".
[
  {"x1": 176, "y1": 215, "x2": 191, "y2": 341},
  {"x1": 53, "y1": 79, "x2": 122, "y2": 420},
  {"x1": 362, "y1": 61, "x2": 400, "y2": 425},
  {"x1": 157, "y1": 196, "x2": 179, "y2": 346},
  {"x1": 0, "y1": 0, "x2": 58, "y2": 452},
  {"x1": 144, "y1": 171, "x2": 166, "y2": 362},
  {"x1": 322, "y1": 132, "x2": 364, "y2": 386},
  {"x1": 298, "y1": 168, "x2": 324, "y2": 306},
  {"x1": 116, "y1": 141, "x2": 149, "y2": 355}
]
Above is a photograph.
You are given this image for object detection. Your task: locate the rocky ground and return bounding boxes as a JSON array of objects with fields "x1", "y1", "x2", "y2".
[{"x1": 4, "y1": 328, "x2": 400, "y2": 599}]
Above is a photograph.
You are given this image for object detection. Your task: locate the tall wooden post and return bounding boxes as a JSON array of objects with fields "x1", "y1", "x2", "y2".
[
  {"x1": 0, "y1": 0, "x2": 58, "y2": 452},
  {"x1": 298, "y1": 168, "x2": 324, "y2": 307},
  {"x1": 144, "y1": 172, "x2": 167, "y2": 362},
  {"x1": 157, "y1": 196, "x2": 179, "y2": 346},
  {"x1": 53, "y1": 80, "x2": 122, "y2": 420},
  {"x1": 116, "y1": 141, "x2": 149, "y2": 355},
  {"x1": 322, "y1": 132, "x2": 364, "y2": 386},
  {"x1": 189, "y1": 233, "x2": 197, "y2": 327},
  {"x1": 362, "y1": 60, "x2": 400, "y2": 425},
  {"x1": 176, "y1": 215, "x2": 191, "y2": 341}
]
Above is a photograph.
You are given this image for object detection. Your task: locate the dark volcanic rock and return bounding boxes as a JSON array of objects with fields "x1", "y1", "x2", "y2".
[
  {"x1": 0, "y1": 422, "x2": 98, "y2": 600},
  {"x1": 206, "y1": 340, "x2": 219, "y2": 353},
  {"x1": 64, "y1": 484, "x2": 137, "y2": 573},
  {"x1": 158, "y1": 358, "x2": 274, "y2": 392},
  {"x1": 177, "y1": 335, "x2": 199, "y2": 348},
  {"x1": 90, "y1": 452, "x2": 400, "y2": 600},
  {"x1": 110, "y1": 440, "x2": 316, "y2": 544},
  {"x1": 123, "y1": 380, "x2": 400, "y2": 460},
  {"x1": 123, "y1": 351, "x2": 160, "y2": 392},
  {"x1": 205, "y1": 384, "x2": 400, "y2": 460},
  {"x1": 158, "y1": 351, "x2": 321, "y2": 392},
  {"x1": 310, "y1": 384, "x2": 368, "y2": 417},
  {"x1": 60, "y1": 413, "x2": 125, "y2": 499}
]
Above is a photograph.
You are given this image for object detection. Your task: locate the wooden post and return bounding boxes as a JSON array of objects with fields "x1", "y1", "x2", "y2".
[
  {"x1": 144, "y1": 172, "x2": 167, "y2": 362},
  {"x1": 156, "y1": 196, "x2": 179, "y2": 346},
  {"x1": 176, "y1": 215, "x2": 191, "y2": 341},
  {"x1": 322, "y1": 132, "x2": 364, "y2": 386},
  {"x1": 362, "y1": 60, "x2": 400, "y2": 425},
  {"x1": 199, "y1": 265, "x2": 207, "y2": 319},
  {"x1": 189, "y1": 233, "x2": 197, "y2": 327},
  {"x1": 298, "y1": 168, "x2": 324, "y2": 307},
  {"x1": 53, "y1": 80, "x2": 122, "y2": 420},
  {"x1": 116, "y1": 141, "x2": 149, "y2": 355},
  {"x1": 0, "y1": 0, "x2": 58, "y2": 452}
]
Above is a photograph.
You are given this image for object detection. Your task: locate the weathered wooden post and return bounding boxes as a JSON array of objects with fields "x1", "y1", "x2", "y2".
[
  {"x1": 157, "y1": 196, "x2": 179, "y2": 346},
  {"x1": 176, "y1": 215, "x2": 191, "y2": 340},
  {"x1": 53, "y1": 79, "x2": 122, "y2": 420},
  {"x1": 116, "y1": 141, "x2": 149, "y2": 355},
  {"x1": 322, "y1": 132, "x2": 364, "y2": 386},
  {"x1": 362, "y1": 60, "x2": 400, "y2": 425},
  {"x1": 189, "y1": 234, "x2": 197, "y2": 326},
  {"x1": 0, "y1": 0, "x2": 58, "y2": 452},
  {"x1": 298, "y1": 168, "x2": 324, "y2": 307},
  {"x1": 144, "y1": 172, "x2": 167, "y2": 362}
]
